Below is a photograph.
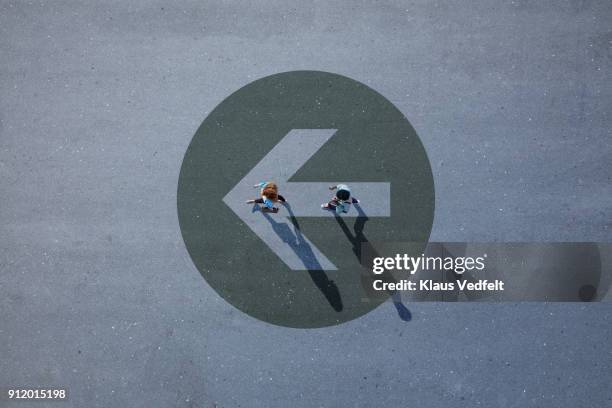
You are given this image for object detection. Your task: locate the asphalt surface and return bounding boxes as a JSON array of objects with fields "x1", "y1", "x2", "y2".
[{"x1": 1, "y1": 1, "x2": 611, "y2": 407}]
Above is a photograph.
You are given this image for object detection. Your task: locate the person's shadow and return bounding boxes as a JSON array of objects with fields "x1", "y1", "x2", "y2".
[
  {"x1": 256, "y1": 203, "x2": 343, "y2": 312},
  {"x1": 332, "y1": 203, "x2": 411, "y2": 322}
]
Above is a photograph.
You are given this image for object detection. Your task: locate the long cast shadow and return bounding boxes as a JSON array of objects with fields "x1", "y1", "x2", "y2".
[
  {"x1": 257, "y1": 204, "x2": 343, "y2": 312},
  {"x1": 333, "y1": 203, "x2": 411, "y2": 321}
]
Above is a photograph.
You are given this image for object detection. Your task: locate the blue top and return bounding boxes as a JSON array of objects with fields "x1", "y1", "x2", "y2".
[
  {"x1": 335, "y1": 184, "x2": 352, "y2": 214},
  {"x1": 258, "y1": 181, "x2": 274, "y2": 208}
]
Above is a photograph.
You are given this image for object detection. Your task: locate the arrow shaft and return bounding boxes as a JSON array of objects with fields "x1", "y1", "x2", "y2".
[{"x1": 282, "y1": 182, "x2": 390, "y2": 216}]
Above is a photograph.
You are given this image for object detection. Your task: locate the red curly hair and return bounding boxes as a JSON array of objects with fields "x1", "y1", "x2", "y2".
[{"x1": 261, "y1": 182, "x2": 278, "y2": 202}]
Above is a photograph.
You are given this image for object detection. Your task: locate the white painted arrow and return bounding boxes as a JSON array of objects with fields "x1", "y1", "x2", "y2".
[{"x1": 223, "y1": 129, "x2": 390, "y2": 270}]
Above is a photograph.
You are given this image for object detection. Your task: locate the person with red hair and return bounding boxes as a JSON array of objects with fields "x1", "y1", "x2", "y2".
[{"x1": 246, "y1": 181, "x2": 286, "y2": 213}]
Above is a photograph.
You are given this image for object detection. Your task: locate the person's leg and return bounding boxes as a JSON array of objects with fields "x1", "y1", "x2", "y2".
[
  {"x1": 322, "y1": 198, "x2": 339, "y2": 209},
  {"x1": 246, "y1": 198, "x2": 264, "y2": 204},
  {"x1": 277, "y1": 194, "x2": 286, "y2": 203}
]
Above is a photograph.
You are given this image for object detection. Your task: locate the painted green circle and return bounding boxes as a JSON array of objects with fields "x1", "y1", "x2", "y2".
[{"x1": 178, "y1": 71, "x2": 434, "y2": 328}]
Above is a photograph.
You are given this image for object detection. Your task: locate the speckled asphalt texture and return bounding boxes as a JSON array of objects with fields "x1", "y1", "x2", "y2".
[{"x1": 1, "y1": 1, "x2": 611, "y2": 407}]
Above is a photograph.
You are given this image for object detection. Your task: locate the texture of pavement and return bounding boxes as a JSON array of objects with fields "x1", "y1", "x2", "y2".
[{"x1": 1, "y1": 1, "x2": 611, "y2": 407}]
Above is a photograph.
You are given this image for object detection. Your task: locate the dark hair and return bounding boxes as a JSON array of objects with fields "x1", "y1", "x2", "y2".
[{"x1": 336, "y1": 189, "x2": 350, "y2": 201}]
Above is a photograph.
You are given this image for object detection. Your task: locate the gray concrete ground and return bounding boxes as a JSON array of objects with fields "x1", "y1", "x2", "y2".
[{"x1": 1, "y1": 1, "x2": 611, "y2": 407}]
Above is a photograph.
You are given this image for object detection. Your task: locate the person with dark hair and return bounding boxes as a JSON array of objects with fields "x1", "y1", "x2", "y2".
[
  {"x1": 246, "y1": 181, "x2": 286, "y2": 213},
  {"x1": 322, "y1": 184, "x2": 359, "y2": 214}
]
